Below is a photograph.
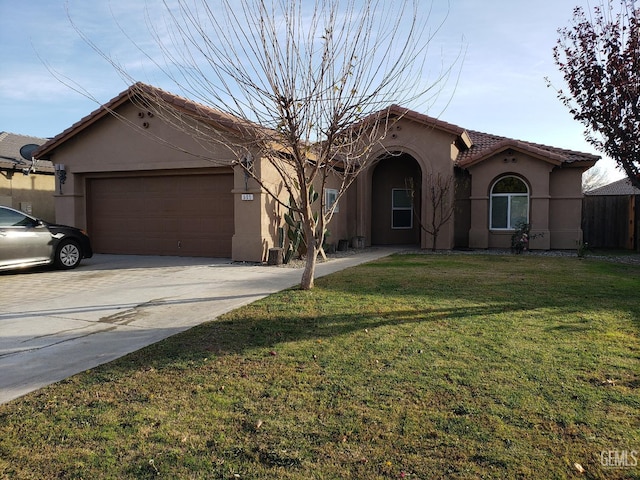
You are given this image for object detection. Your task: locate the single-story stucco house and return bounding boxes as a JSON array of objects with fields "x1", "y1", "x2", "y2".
[
  {"x1": 0, "y1": 132, "x2": 55, "y2": 221},
  {"x1": 33, "y1": 83, "x2": 600, "y2": 262}
]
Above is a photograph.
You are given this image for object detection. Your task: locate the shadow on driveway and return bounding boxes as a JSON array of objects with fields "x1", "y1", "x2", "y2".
[{"x1": 0, "y1": 249, "x2": 398, "y2": 403}]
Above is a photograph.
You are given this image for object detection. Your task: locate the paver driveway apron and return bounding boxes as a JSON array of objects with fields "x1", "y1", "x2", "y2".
[{"x1": 0, "y1": 249, "x2": 397, "y2": 404}]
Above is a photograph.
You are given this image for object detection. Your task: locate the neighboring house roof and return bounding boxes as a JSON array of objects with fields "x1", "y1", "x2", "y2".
[
  {"x1": 0, "y1": 132, "x2": 53, "y2": 174},
  {"x1": 456, "y1": 130, "x2": 600, "y2": 168},
  {"x1": 584, "y1": 177, "x2": 640, "y2": 196}
]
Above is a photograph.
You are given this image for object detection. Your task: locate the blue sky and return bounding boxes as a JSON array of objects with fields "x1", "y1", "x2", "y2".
[{"x1": 0, "y1": 0, "x2": 625, "y2": 180}]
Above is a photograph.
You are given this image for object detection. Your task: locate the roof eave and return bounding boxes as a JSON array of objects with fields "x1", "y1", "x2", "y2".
[
  {"x1": 34, "y1": 89, "x2": 133, "y2": 159},
  {"x1": 458, "y1": 142, "x2": 567, "y2": 168},
  {"x1": 561, "y1": 158, "x2": 600, "y2": 169},
  {"x1": 34, "y1": 83, "x2": 271, "y2": 160},
  {"x1": 384, "y1": 105, "x2": 474, "y2": 153}
]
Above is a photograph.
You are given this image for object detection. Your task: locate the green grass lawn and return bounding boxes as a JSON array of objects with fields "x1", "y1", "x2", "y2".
[{"x1": 1, "y1": 254, "x2": 638, "y2": 479}]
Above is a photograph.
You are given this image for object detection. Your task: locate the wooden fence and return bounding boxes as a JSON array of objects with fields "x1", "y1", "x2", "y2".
[{"x1": 582, "y1": 195, "x2": 638, "y2": 250}]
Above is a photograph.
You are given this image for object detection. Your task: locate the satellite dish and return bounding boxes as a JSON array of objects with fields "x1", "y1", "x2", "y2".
[{"x1": 19, "y1": 144, "x2": 39, "y2": 161}]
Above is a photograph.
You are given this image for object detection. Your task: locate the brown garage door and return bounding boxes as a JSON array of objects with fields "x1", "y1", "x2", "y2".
[{"x1": 88, "y1": 173, "x2": 234, "y2": 257}]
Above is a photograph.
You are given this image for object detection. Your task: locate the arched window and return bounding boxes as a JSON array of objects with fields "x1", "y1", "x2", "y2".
[{"x1": 490, "y1": 176, "x2": 529, "y2": 229}]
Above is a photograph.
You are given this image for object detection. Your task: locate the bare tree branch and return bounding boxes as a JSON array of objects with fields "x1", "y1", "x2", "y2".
[
  {"x1": 407, "y1": 173, "x2": 454, "y2": 251},
  {"x1": 65, "y1": 0, "x2": 460, "y2": 289}
]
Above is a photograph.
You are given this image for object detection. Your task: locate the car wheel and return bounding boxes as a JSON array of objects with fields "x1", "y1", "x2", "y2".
[{"x1": 55, "y1": 239, "x2": 82, "y2": 269}]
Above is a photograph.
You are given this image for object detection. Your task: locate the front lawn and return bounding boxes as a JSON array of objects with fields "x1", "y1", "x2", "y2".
[{"x1": 1, "y1": 254, "x2": 638, "y2": 479}]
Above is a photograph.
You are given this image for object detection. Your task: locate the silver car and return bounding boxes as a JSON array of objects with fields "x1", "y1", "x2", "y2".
[{"x1": 0, "y1": 206, "x2": 93, "y2": 271}]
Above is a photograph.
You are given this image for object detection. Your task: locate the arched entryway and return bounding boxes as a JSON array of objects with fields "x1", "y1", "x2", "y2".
[{"x1": 371, "y1": 153, "x2": 422, "y2": 246}]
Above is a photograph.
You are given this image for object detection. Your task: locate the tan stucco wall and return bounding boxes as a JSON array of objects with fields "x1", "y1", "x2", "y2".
[
  {"x1": 243, "y1": 161, "x2": 354, "y2": 262},
  {"x1": 356, "y1": 117, "x2": 459, "y2": 250},
  {"x1": 466, "y1": 150, "x2": 589, "y2": 250},
  {"x1": 321, "y1": 172, "x2": 350, "y2": 248},
  {"x1": 468, "y1": 153, "x2": 554, "y2": 249},
  {"x1": 54, "y1": 103, "x2": 237, "y2": 175},
  {"x1": 45, "y1": 101, "x2": 242, "y2": 238},
  {"x1": 43, "y1": 99, "x2": 354, "y2": 263},
  {"x1": 232, "y1": 150, "x2": 357, "y2": 262},
  {"x1": 232, "y1": 155, "x2": 288, "y2": 262},
  {"x1": 549, "y1": 166, "x2": 587, "y2": 248},
  {"x1": 0, "y1": 172, "x2": 55, "y2": 221},
  {"x1": 41, "y1": 95, "x2": 594, "y2": 259}
]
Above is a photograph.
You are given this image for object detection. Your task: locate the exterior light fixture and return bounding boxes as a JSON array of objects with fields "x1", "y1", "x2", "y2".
[
  {"x1": 241, "y1": 153, "x2": 254, "y2": 191},
  {"x1": 55, "y1": 164, "x2": 67, "y2": 194}
]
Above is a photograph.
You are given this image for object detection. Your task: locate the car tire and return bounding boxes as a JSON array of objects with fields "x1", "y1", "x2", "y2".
[{"x1": 55, "y1": 239, "x2": 82, "y2": 269}]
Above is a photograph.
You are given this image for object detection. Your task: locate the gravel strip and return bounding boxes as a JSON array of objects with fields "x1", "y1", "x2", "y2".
[{"x1": 276, "y1": 247, "x2": 640, "y2": 267}]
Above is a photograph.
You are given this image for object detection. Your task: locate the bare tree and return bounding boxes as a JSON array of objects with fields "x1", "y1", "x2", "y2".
[
  {"x1": 552, "y1": 0, "x2": 640, "y2": 190},
  {"x1": 407, "y1": 173, "x2": 454, "y2": 251},
  {"x1": 67, "y1": 0, "x2": 459, "y2": 289}
]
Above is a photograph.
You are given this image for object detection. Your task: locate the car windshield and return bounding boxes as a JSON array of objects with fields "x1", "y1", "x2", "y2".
[{"x1": 0, "y1": 208, "x2": 37, "y2": 227}]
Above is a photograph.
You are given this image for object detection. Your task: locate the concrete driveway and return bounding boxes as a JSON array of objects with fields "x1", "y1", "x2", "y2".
[{"x1": 0, "y1": 249, "x2": 396, "y2": 404}]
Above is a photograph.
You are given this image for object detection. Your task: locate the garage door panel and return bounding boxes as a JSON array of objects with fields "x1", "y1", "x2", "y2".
[{"x1": 88, "y1": 173, "x2": 234, "y2": 257}]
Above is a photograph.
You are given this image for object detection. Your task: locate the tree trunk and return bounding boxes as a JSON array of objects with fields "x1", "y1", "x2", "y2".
[
  {"x1": 300, "y1": 243, "x2": 317, "y2": 290},
  {"x1": 300, "y1": 221, "x2": 318, "y2": 290}
]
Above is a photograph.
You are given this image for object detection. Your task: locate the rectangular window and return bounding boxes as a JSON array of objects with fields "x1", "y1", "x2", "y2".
[
  {"x1": 324, "y1": 188, "x2": 339, "y2": 213},
  {"x1": 510, "y1": 195, "x2": 528, "y2": 227},
  {"x1": 392, "y1": 189, "x2": 413, "y2": 229},
  {"x1": 490, "y1": 176, "x2": 530, "y2": 230},
  {"x1": 491, "y1": 194, "x2": 529, "y2": 229},
  {"x1": 491, "y1": 196, "x2": 508, "y2": 229}
]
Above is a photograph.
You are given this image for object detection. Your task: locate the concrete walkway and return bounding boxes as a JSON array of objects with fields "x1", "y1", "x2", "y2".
[{"x1": 0, "y1": 248, "x2": 398, "y2": 404}]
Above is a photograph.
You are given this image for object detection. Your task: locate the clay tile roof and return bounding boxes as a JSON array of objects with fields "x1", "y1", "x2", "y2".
[
  {"x1": 456, "y1": 130, "x2": 600, "y2": 167},
  {"x1": 33, "y1": 82, "x2": 601, "y2": 169},
  {"x1": 385, "y1": 104, "x2": 467, "y2": 136},
  {"x1": 34, "y1": 82, "x2": 261, "y2": 159},
  {"x1": 346, "y1": 105, "x2": 472, "y2": 151},
  {"x1": 133, "y1": 83, "x2": 260, "y2": 135},
  {"x1": 584, "y1": 177, "x2": 640, "y2": 196}
]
